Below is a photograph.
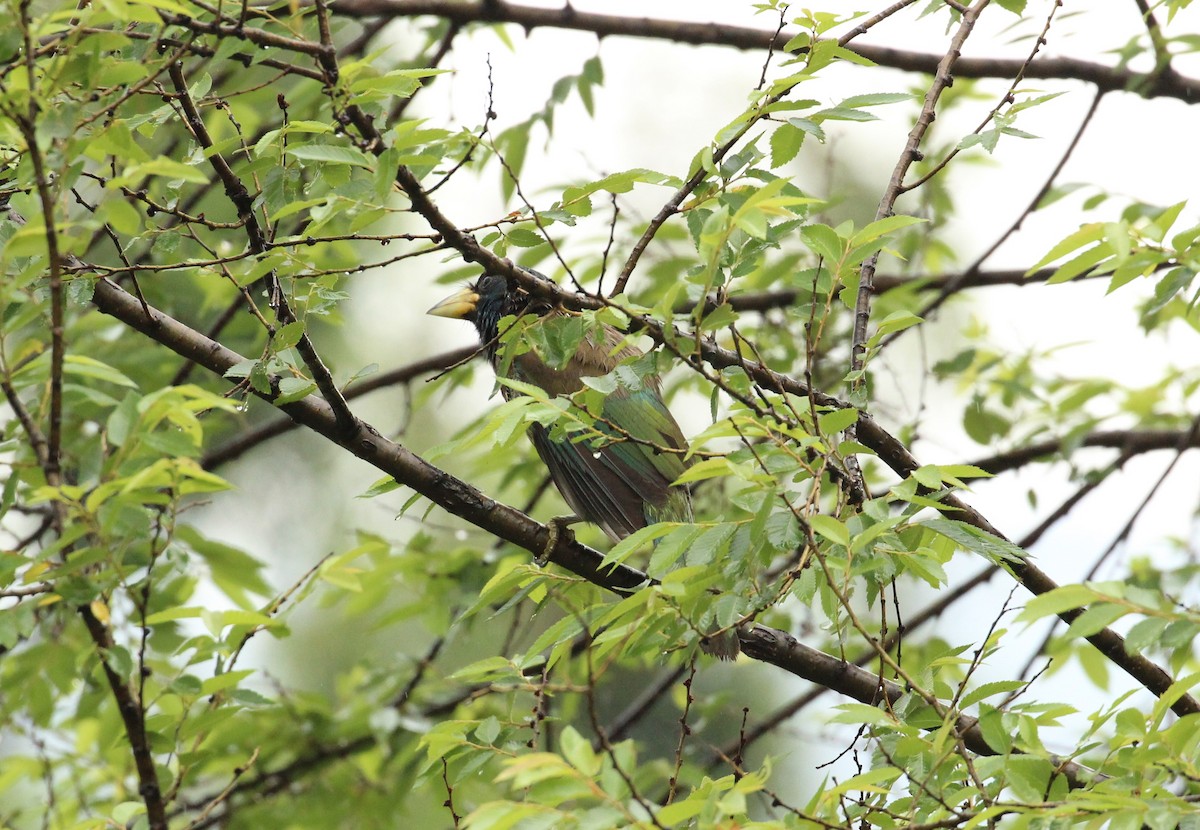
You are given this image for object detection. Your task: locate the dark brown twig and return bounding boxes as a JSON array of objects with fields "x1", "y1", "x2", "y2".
[
  {"x1": 849, "y1": 0, "x2": 990, "y2": 379},
  {"x1": 168, "y1": 59, "x2": 360, "y2": 439},
  {"x1": 1016, "y1": 412, "x2": 1200, "y2": 678},
  {"x1": 891, "y1": 89, "x2": 1105, "y2": 343},
  {"x1": 325, "y1": 0, "x2": 1200, "y2": 100}
]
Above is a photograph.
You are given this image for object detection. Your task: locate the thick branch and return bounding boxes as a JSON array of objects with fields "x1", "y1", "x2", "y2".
[
  {"x1": 79, "y1": 605, "x2": 167, "y2": 829},
  {"x1": 970, "y1": 428, "x2": 1200, "y2": 475},
  {"x1": 201, "y1": 344, "x2": 478, "y2": 468},
  {"x1": 90, "y1": 276, "x2": 1089, "y2": 774},
  {"x1": 452, "y1": 273, "x2": 1200, "y2": 718},
  {"x1": 147, "y1": 21, "x2": 1200, "y2": 720},
  {"x1": 329, "y1": 0, "x2": 1200, "y2": 101},
  {"x1": 91, "y1": 277, "x2": 648, "y2": 595},
  {"x1": 168, "y1": 60, "x2": 359, "y2": 439},
  {"x1": 738, "y1": 625, "x2": 1094, "y2": 788}
]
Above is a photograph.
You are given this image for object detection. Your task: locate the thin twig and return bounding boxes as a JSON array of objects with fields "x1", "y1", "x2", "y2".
[
  {"x1": 201, "y1": 344, "x2": 478, "y2": 468},
  {"x1": 848, "y1": 0, "x2": 991, "y2": 378},
  {"x1": 1016, "y1": 412, "x2": 1200, "y2": 678},
  {"x1": 610, "y1": 0, "x2": 924, "y2": 297},
  {"x1": 168, "y1": 59, "x2": 360, "y2": 439},
  {"x1": 890, "y1": 88, "x2": 1104, "y2": 344},
  {"x1": 182, "y1": 748, "x2": 260, "y2": 830}
]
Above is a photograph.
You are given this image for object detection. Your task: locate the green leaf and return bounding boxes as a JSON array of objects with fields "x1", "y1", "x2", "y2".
[
  {"x1": 275, "y1": 377, "x2": 317, "y2": 405},
  {"x1": 1005, "y1": 756, "x2": 1051, "y2": 802},
  {"x1": 868, "y1": 310, "x2": 922, "y2": 345},
  {"x1": 359, "y1": 476, "x2": 402, "y2": 499},
  {"x1": 505, "y1": 228, "x2": 544, "y2": 248},
  {"x1": 1029, "y1": 223, "x2": 1104, "y2": 273},
  {"x1": 1064, "y1": 602, "x2": 1129, "y2": 638},
  {"x1": 959, "y1": 680, "x2": 1028, "y2": 709},
  {"x1": 809, "y1": 514, "x2": 850, "y2": 547},
  {"x1": 770, "y1": 123, "x2": 804, "y2": 167},
  {"x1": 64, "y1": 355, "x2": 139, "y2": 388},
  {"x1": 200, "y1": 669, "x2": 255, "y2": 695},
  {"x1": 800, "y1": 223, "x2": 844, "y2": 263},
  {"x1": 1124, "y1": 616, "x2": 1170, "y2": 653},
  {"x1": 561, "y1": 168, "x2": 677, "y2": 203},
  {"x1": 977, "y1": 705, "x2": 1012, "y2": 753},
  {"x1": 143, "y1": 606, "x2": 203, "y2": 625},
  {"x1": 175, "y1": 525, "x2": 271, "y2": 608},
  {"x1": 817, "y1": 407, "x2": 858, "y2": 434},
  {"x1": 119, "y1": 156, "x2": 211, "y2": 185},
  {"x1": 850, "y1": 214, "x2": 924, "y2": 247},
  {"x1": 271, "y1": 321, "x2": 306, "y2": 351},
  {"x1": 827, "y1": 702, "x2": 895, "y2": 727},
  {"x1": 786, "y1": 116, "x2": 826, "y2": 143},
  {"x1": 923, "y1": 519, "x2": 1027, "y2": 565},
  {"x1": 286, "y1": 144, "x2": 374, "y2": 168},
  {"x1": 838, "y1": 92, "x2": 914, "y2": 108},
  {"x1": 600, "y1": 523, "x2": 676, "y2": 567},
  {"x1": 1016, "y1": 584, "x2": 1102, "y2": 622},
  {"x1": 558, "y1": 726, "x2": 601, "y2": 776}
]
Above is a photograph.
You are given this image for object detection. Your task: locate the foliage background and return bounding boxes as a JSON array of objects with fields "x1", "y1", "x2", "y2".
[{"x1": 1, "y1": 0, "x2": 1200, "y2": 828}]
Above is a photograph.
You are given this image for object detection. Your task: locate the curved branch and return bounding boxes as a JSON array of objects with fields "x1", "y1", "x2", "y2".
[
  {"x1": 738, "y1": 625, "x2": 1094, "y2": 788},
  {"x1": 485, "y1": 273, "x2": 1200, "y2": 718},
  {"x1": 91, "y1": 276, "x2": 652, "y2": 596},
  {"x1": 188, "y1": 32, "x2": 1200, "y2": 719},
  {"x1": 201, "y1": 344, "x2": 478, "y2": 469},
  {"x1": 90, "y1": 275, "x2": 1106, "y2": 792},
  {"x1": 328, "y1": 0, "x2": 1200, "y2": 101},
  {"x1": 969, "y1": 427, "x2": 1200, "y2": 475}
]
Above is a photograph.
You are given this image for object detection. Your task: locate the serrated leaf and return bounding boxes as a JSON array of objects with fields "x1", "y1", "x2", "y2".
[
  {"x1": 827, "y1": 702, "x2": 895, "y2": 727},
  {"x1": 809, "y1": 514, "x2": 849, "y2": 547},
  {"x1": 1029, "y1": 223, "x2": 1104, "y2": 273},
  {"x1": 286, "y1": 144, "x2": 374, "y2": 168},
  {"x1": 200, "y1": 669, "x2": 255, "y2": 694},
  {"x1": 1016, "y1": 584, "x2": 1102, "y2": 622},
  {"x1": 923, "y1": 519, "x2": 1027, "y2": 565},
  {"x1": 770, "y1": 123, "x2": 804, "y2": 168},
  {"x1": 839, "y1": 92, "x2": 914, "y2": 108},
  {"x1": 1064, "y1": 602, "x2": 1129, "y2": 638},
  {"x1": 960, "y1": 680, "x2": 1028, "y2": 709}
]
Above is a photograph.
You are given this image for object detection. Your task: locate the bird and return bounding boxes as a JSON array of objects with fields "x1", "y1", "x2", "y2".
[{"x1": 428, "y1": 272, "x2": 739, "y2": 659}]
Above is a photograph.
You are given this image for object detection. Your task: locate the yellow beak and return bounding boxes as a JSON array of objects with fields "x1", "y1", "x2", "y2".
[{"x1": 426, "y1": 287, "x2": 479, "y2": 320}]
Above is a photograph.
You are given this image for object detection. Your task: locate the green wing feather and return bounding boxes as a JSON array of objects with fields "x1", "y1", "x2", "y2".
[
  {"x1": 504, "y1": 317, "x2": 693, "y2": 541},
  {"x1": 597, "y1": 383, "x2": 693, "y2": 523}
]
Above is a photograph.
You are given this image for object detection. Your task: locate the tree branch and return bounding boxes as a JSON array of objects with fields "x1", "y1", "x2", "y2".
[
  {"x1": 610, "y1": 0, "x2": 922, "y2": 297},
  {"x1": 968, "y1": 427, "x2": 1200, "y2": 475},
  {"x1": 79, "y1": 604, "x2": 168, "y2": 829},
  {"x1": 168, "y1": 59, "x2": 359, "y2": 439},
  {"x1": 718, "y1": 450, "x2": 1129, "y2": 767},
  {"x1": 328, "y1": 0, "x2": 1200, "y2": 101},
  {"x1": 311, "y1": 113, "x2": 1200, "y2": 715},
  {"x1": 737, "y1": 624, "x2": 1095, "y2": 789},
  {"x1": 90, "y1": 277, "x2": 649, "y2": 595},
  {"x1": 201, "y1": 344, "x2": 478, "y2": 468},
  {"x1": 893, "y1": 88, "x2": 1105, "y2": 343},
  {"x1": 89, "y1": 275, "x2": 1107, "y2": 793},
  {"x1": 850, "y1": 0, "x2": 989, "y2": 377}
]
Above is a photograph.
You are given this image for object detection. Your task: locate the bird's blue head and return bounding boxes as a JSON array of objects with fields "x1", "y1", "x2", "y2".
[{"x1": 427, "y1": 273, "x2": 524, "y2": 346}]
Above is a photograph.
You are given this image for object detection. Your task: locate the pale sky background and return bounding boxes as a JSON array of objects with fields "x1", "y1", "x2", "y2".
[{"x1": 197, "y1": 0, "x2": 1200, "y2": 789}]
